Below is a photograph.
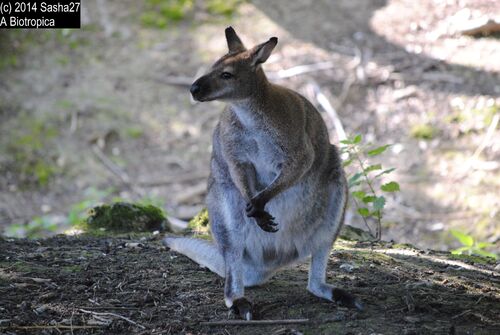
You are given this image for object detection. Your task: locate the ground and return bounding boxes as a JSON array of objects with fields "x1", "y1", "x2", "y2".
[
  {"x1": 0, "y1": 0, "x2": 499, "y2": 253},
  {"x1": 1, "y1": 233, "x2": 499, "y2": 334}
]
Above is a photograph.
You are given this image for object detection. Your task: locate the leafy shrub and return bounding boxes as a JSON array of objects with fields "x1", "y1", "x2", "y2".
[{"x1": 341, "y1": 135, "x2": 400, "y2": 240}]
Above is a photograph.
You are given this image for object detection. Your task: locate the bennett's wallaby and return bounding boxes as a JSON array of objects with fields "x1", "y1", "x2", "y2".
[{"x1": 164, "y1": 27, "x2": 362, "y2": 320}]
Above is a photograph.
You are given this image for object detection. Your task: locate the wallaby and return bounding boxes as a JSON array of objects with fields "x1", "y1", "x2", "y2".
[{"x1": 164, "y1": 27, "x2": 362, "y2": 320}]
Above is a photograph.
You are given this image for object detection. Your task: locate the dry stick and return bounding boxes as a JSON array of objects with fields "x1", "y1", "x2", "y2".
[
  {"x1": 0, "y1": 325, "x2": 102, "y2": 330},
  {"x1": 268, "y1": 61, "x2": 335, "y2": 80},
  {"x1": 154, "y1": 62, "x2": 337, "y2": 89},
  {"x1": 90, "y1": 145, "x2": 148, "y2": 194},
  {"x1": 79, "y1": 309, "x2": 146, "y2": 330},
  {"x1": 310, "y1": 81, "x2": 347, "y2": 141},
  {"x1": 138, "y1": 171, "x2": 209, "y2": 187},
  {"x1": 461, "y1": 18, "x2": 500, "y2": 36},
  {"x1": 201, "y1": 319, "x2": 310, "y2": 326},
  {"x1": 471, "y1": 113, "x2": 499, "y2": 162}
]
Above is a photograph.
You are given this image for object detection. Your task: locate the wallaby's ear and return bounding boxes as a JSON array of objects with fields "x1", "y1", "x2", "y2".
[
  {"x1": 225, "y1": 26, "x2": 246, "y2": 53},
  {"x1": 251, "y1": 37, "x2": 278, "y2": 67}
]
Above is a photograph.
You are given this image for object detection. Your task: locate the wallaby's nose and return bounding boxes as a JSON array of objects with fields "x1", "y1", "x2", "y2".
[{"x1": 190, "y1": 82, "x2": 201, "y2": 96}]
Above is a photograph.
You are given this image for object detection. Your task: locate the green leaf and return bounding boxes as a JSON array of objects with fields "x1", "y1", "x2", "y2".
[
  {"x1": 381, "y1": 181, "x2": 400, "y2": 192},
  {"x1": 373, "y1": 196, "x2": 386, "y2": 210},
  {"x1": 375, "y1": 168, "x2": 396, "y2": 178},
  {"x1": 348, "y1": 173, "x2": 363, "y2": 187},
  {"x1": 365, "y1": 164, "x2": 382, "y2": 173},
  {"x1": 351, "y1": 191, "x2": 366, "y2": 200},
  {"x1": 342, "y1": 158, "x2": 354, "y2": 167},
  {"x1": 450, "y1": 230, "x2": 474, "y2": 247},
  {"x1": 476, "y1": 242, "x2": 494, "y2": 249},
  {"x1": 367, "y1": 144, "x2": 391, "y2": 156},
  {"x1": 473, "y1": 249, "x2": 498, "y2": 260},
  {"x1": 353, "y1": 134, "x2": 362, "y2": 144},
  {"x1": 451, "y1": 246, "x2": 471, "y2": 255},
  {"x1": 357, "y1": 207, "x2": 370, "y2": 217},
  {"x1": 340, "y1": 139, "x2": 352, "y2": 145},
  {"x1": 362, "y1": 195, "x2": 376, "y2": 203}
]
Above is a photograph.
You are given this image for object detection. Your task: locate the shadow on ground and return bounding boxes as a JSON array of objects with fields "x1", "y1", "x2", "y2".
[{"x1": 0, "y1": 235, "x2": 498, "y2": 334}]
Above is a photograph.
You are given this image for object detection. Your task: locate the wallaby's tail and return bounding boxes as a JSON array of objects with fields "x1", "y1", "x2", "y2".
[{"x1": 163, "y1": 237, "x2": 225, "y2": 277}]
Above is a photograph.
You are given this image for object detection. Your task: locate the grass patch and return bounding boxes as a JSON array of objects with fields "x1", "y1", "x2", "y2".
[
  {"x1": 410, "y1": 123, "x2": 437, "y2": 140},
  {"x1": 0, "y1": 112, "x2": 61, "y2": 187},
  {"x1": 206, "y1": 0, "x2": 242, "y2": 16},
  {"x1": 141, "y1": 0, "x2": 194, "y2": 28}
]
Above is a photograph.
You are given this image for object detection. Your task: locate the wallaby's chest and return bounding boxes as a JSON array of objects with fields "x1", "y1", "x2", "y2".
[{"x1": 240, "y1": 126, "x2": 281, "y2": 185}]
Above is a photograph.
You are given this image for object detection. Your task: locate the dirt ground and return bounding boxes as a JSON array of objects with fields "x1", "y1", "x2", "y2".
[
  {"x1": 0, "y1": 234, "x2": 499, "y2": 334},
  {"x1": 0, "y1": 0, "x2": 499, "y2": 252}
]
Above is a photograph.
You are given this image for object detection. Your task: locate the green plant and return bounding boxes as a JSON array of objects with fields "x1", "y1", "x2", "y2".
[
  {"x1": 340, "y1": 135, "x2": 400, "y2": 240},
  {"x1": 450, "y1": 230, "x2": 498, "y2": 260}
]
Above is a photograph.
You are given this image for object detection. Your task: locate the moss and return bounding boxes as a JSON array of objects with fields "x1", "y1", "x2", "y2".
[
  {"x1": 410, "y1": 123, "x2": 437, "y2": 140},
  {"x1": 85, "y1": 202, "x2": 168, "y2": 233},
  {"x1": 338, "y1": 225, "x2": 375, "y2": 242},
  {"x1": 449, "y1": 253, "x2": 496, "y2": 265}
]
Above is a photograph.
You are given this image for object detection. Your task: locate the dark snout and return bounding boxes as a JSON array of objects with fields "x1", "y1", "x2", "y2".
[
  {"x1": 190, "y1": 82, "x2": 201, "y2": 96},
  {"x1": 190, "y1": 77, "x2": 208, "y2": 101}
]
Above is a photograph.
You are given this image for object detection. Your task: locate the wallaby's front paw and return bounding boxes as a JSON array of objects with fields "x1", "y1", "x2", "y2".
[
  {"x1": 255, "y1": 211, "x2": 279, "y2": 233},
  {"x1": 246, "y1": 203, "x2": 278, "y2": 232},
  {"x1": 230, "y1": 297, "x2": 253, "y2": 320},
  {"x1": 332, "y1": 288, "x2": 364, "y2": 311}
]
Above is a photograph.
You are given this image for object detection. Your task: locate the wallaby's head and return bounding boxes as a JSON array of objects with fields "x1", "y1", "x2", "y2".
[{"x1": 190, "y1": 27, "x2": 278, "y2": 102}]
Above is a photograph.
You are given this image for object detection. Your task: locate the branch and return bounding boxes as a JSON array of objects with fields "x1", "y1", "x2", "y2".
[{"x1": 201, "y1": 318, "x2": 310, "y2": 326}]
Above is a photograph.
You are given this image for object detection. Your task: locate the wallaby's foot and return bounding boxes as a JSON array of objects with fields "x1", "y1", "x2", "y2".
[
  {"x1": 331, "y1": 288, "x2": 364, "y2": 311},
  {"x1": 246, "y1": 203, "x2": 278, "y2": 232},
  {"x1": 230, "y1": 297, "x2": 253, "y2": 320},
  {"x1": 308, "y1": 283, "x2": 364, "y2": 311}
]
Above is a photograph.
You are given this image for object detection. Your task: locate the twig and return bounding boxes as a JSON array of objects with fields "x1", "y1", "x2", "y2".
[
  {"x1": 461, "y1": 18, "x2": 500, "y2": 36},
  {"x1": 268, "y1": 61, "x2": 335, "y2": 80},
  {"x1": 173, "y1": 183, "x2": 207, "y2": 204},
  {"x1": 309, "y1": 81, "x2": 347, "y2": 141},
  {"x1": 79, "y1": 308, "x2": 146, "y2": 330},
  {"x1": 451, "y1": 309, "x2": 471, "y2": 319},
  {"x1": 201, "y1": 319, "x2": 310, "y2": 326},
  {"x1": 91, "y1": 144, "x2": 145, "y2": 198},
  {"x1": 79, "y1": 306, "x2": 140, "y2": 310},
  {"x1": 0, "y1": 325, "x2": 102, "y2": 330},
  {"x1": 471, "y1": 113, "x2": 499, "y2": 161},
  {"x1": 137, "y1": 171, "x2": 209, "y2": 187}
]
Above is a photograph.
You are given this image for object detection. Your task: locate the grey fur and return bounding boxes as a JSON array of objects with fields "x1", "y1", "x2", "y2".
[{"x1": 164, "y1": 27, "x2": 357, "y2": 318}]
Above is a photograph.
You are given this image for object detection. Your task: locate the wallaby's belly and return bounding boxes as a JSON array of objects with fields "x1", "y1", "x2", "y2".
[{"x1": 242, "y1": 175, "x2": 333, "y2": 269}]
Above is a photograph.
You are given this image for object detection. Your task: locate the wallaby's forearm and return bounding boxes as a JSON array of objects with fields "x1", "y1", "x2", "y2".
[
  {"x1": 227, "y1": 161, "x2": 258, "y2": 202},
  {"x1": 252, "y1": 148, "x2": 314, "y2": 206}
]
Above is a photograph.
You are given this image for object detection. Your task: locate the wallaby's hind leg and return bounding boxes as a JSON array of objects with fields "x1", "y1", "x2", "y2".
[
  {"x1": 163, "y1": 237, "x2": 225, "y2": 277},
  {"x1": 307, "y1": 178, "x2": 364, "y2": 310},
  {"x1": 208, "y1": 183, "x2": 254, "y2": 320}
]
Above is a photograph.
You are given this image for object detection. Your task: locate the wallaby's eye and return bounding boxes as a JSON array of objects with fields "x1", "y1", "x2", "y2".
[{"x1": 220, "y1": 72, "x2": 233, "y2": 80}]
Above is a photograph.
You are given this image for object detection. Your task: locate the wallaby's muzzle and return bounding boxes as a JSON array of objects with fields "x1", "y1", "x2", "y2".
[{"x1": 190, "y1": 76, "x2": 210, "y2": 102}]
